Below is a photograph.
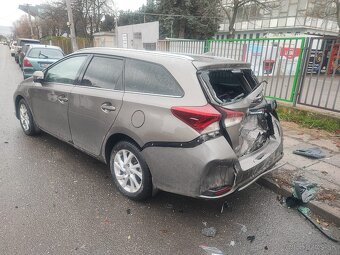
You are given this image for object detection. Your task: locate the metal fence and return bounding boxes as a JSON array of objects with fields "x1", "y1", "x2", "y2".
[
  {"x1": 158, "y1": 38, "x2": 306, "y2": 103},
  {"x1": 297, "y1": 37, "x2": 340, "y2": 112}
]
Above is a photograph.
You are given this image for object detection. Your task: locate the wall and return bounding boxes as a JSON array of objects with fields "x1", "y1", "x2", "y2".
[{"x1": 117, "y1": 21, "x2": 159, "y2": 50}]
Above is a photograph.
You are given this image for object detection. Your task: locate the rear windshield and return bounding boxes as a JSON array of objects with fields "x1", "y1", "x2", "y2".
[
  {"x1": 20, "y1": 40, "x2": 40, "y2": 46},
  {"x1": 200, "y1": 69, "x2": 259, "y2": 104},
  {"x1": 28, "y1": 48, "x2": 64, "y2": 59}
]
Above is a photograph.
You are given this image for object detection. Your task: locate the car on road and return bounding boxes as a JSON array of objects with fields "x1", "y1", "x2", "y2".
[
  {"x1": 13, "y1": 48, "x2": 283, "y2": 201},
  {"x1": 14, "y1": 38, "x2": 40, "y2": 64},
  {"x1": 10, "y1": 41, "x2": 17, "y2": 56},
  {"x1": 22, "y1": 45, "x2": 64, "y2": 79}
]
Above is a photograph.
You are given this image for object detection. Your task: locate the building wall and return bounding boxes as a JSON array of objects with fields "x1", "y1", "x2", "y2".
[
  {"x1": 93, "y1": 33, "x2": 116, "y2": 47},
  {"x1": 217, "y1": 0, "x2": 339, "y2": 38},
  {"x1": 117, "y1": 21, "x2": 159, "y2": 50}
]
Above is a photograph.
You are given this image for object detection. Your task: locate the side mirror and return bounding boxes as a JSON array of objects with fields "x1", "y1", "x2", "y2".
[{"x1": 33, "y1": 71, "x2": 44, "y2": 83}]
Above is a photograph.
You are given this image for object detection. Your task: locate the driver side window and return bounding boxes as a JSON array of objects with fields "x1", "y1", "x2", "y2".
[{"x1": 45, "y1": 55, "x2": 87, "y2": 85}]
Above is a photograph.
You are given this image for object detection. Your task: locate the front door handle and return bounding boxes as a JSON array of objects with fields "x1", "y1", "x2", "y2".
[
  {"x1": 57, "y1": 95, "x2": 68, "y2": 103},
  {"x1": 101, "y1": 103, "x2": 116, "y2": 112}
]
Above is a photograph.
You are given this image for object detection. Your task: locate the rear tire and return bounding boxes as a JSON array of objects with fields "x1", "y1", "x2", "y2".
[
  {"x1": 110, "y1": 141, "x2": 152, "y2": 201},
  {"x1": 18, "y1": 99, "x2": 40, "y2": 136}
]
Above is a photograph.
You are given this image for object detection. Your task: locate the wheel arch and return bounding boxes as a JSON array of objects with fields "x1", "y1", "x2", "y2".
[
  {"x1": 15, "y1": 95, "x2": 25, "y2": 119},
  {"x1": 104, "y1": 133, "x2": 142, "y2": 164}
]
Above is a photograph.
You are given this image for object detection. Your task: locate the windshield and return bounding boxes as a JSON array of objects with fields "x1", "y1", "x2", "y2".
[
  {"x1": 200, "y1": 69, "x2": 259, "y2": 104},
  {"x1": 28, "y1": 48, "x2": 64, "y2": 59}
]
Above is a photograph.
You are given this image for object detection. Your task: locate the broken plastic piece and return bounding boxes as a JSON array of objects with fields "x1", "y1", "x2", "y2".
[
  {"x1": 293, "y1": 147, "x2": 326, "y2": 159},
  {"x1": 199, "y1": 245, "x2": 224, "y2": 255},
  {"x1": 247, "y1": 235, "x2": 255, "y2": 243},
  {"x1": 293, "y1": 179, "x2": 318, "y2": 203},
  {"x1": 229, "y1": 240, "x2": 235, "y2": 246},
  {"x1": 202, "y1": 227, "x2": 217, "y2": 237},
  {"x1": 298, "y1": 206, "x2": 339, "y2": 243},
  {"x1": 236, "y1": 223, "x2": 247, "y2": 233}
]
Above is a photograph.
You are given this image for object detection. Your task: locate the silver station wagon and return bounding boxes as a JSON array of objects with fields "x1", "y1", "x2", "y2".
[{"x1": 13, "y1": 48, "x2": 284, "y2": 200}]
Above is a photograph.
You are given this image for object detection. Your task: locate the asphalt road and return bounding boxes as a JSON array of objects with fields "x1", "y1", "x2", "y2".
[{"x1": 0, "y1": 44, "x2": 339, "y2": 255}]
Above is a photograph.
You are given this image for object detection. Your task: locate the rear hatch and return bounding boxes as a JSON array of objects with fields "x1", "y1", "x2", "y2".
[{"x1": 196, "y1": 63, "x2": 278, "y2": 158}]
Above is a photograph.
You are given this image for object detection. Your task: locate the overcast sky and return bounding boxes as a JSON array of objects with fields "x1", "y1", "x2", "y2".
[{"x1": 0, "y1": 0, "x2": 146, "y2": 27}]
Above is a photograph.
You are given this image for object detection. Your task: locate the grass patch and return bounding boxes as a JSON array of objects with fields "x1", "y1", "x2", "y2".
[{"x1": 277, "y1": 106, "x2": 340, "y2": 133}]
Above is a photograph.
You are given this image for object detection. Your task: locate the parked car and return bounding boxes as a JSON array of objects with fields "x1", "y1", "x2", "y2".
[
  {"x1": 14, "y1": 38, "x2": 40, "y2": 63},
  {"x1": 22, "y1": 45, "x2": 64, "y2": 79},
  {"x1": 13, "y1": 48, "x2": 283, "y2": 201},
  {"x1": 10, "y1": 41, "x2": 17, "y2": 56}
]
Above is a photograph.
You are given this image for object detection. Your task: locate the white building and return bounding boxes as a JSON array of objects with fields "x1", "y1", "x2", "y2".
[{"x1": 217, "y1": 0, "x2": 339, "y2": 39}]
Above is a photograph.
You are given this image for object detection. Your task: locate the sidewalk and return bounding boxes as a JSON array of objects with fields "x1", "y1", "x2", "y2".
[{"x1": 259, "y1": 121, "x2": 340, "y2": 225}]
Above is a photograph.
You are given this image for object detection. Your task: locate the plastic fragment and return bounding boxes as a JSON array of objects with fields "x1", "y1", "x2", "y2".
[
  {"x1": 237, "y1": 223, "x2": 247, "y2": 233},
  {"x1": 202, "y1": 227, "x2": 217, "y2": 237},
  {"x1": 229, "y1": 241, "x2": 235, "y2": 246},
  {"x1": 293, "y1": 147, "x2": 326, "y2": 159},
  {"x1": 293, "y1": 179, "x2": 318, "y2": 203},
  {"x1": 199, "y1": 245, "x2": 224, "y2": 255},
  {"x1": 247, "y1": 235, "x2": 255, "y2": 243}
]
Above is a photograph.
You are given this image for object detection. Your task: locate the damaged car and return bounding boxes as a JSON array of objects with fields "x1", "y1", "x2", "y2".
[{"x1": 13, "y1": 48, "x2": 283, "y2": 200}]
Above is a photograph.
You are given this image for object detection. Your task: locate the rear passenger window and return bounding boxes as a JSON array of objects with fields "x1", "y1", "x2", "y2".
[
  {"x1": 125, "y1": 59, "x2": 183, "y2": 96},
  {"x1": 81, "y1": 56, "x2": 123, "y2": 90}
]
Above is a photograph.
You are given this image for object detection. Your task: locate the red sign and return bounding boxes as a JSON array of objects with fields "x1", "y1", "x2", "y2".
[{"x1": 280, "y1": 47, "x2": 301, "y2": 59}]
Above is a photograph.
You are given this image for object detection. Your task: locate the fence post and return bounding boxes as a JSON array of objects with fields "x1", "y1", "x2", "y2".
[
  {"x1": 293, "y1": 37, "x2": 309, "y2": 107},
  {"x1": 290, "y1": 37, "x2": 305, "y2": 106},
  {"x1": 204, "y1": 40, "x2": 210, "y2": 53}
]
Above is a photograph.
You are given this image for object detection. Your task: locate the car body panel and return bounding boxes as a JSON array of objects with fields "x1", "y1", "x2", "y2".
[
  {"x1": 68, "y1": 86, "x2": 124, "y2": 156},
  {"x1": 29, "y1": 82, "x2": 73, "y2": 141}
]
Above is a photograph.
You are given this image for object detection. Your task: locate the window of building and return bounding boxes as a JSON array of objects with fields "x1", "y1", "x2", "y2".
[
  {"x1": 125, "y1": 59, "x2": 184, "y2": 96},
  {"x1": 237, "y1": 34, "x2": 241, "y2": 39},
  {"x1": 249, "y1": 34, "x2": 253, "y2": 39},
  {"x1": 81, "y1": 56, "x2": 123, "y2": 90},
  {"x1": 216, "y1": 35, "x2": 220, "y2": 40},
  {"x1": 133, "y1": 32, "x2": 142, "y2": 40},
  {"x1": 243, "y1": 34, "x2": 247, "y2": 39},
  {"x1": 256, "y1": 33, "x2": 260, "y2": 38},
  {"x1": 221, "y1": 35, "x2": 225, "y2": 40},
  {"x1": 288, "y1": 4, "x2": 298, "y2": 16}
]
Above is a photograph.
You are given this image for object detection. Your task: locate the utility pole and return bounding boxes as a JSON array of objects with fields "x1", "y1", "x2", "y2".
[
  {"x1": 65, "y1": 0, "x2": 78, "y2": 51},
  {"x1": 26, "y1": 4, "x2": 34, "y2": 38}
]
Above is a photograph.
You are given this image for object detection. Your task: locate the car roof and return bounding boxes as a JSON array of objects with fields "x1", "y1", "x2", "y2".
[{"x1": 75, "y1": 47, "x2": 250, "y2": 70}]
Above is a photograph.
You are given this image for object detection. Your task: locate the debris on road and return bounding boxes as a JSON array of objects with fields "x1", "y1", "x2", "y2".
[
  {"x1": 166, "y1": 203, "x2": 173, "y2": 209},
  {"x1": 264, "y1": 246, "x2": 268, "y2": 250},
  {"x1": 220, "y1": 201, "x2": 230, "y2": 213},
  {"x1": 236, "y1": 223, "x2": 247, "y2": 233},
  {"x1": 202, "y1": 227, "x2": 217, "y2": 237},
  {"x1": 229, "y1": 240, "x2": 235, "y2": 246},
  {"x1": 126, "y1": 208, "x2": 131, "y2": 215},
  {"x1": 4, "y1": 141, "x2": 8, "y2": 144},
  {"x1": 293, "y1": 147, "x2": 326, "y2": 159},
  {"x1": 298, "y1": 206, "x2": 339, "y2": 243},
  {"x1": 293, "y1": 179, "x2": 318, "y2": 203},
  {"x1": 202, "y1": 221, "x2": 207, "y2": 227},
  {"x1": 247, "y1": 235, "x2": 255, "y2": 243},
  {"x1": 199, "y1": 245, "x2": 224, "y2": 255}
]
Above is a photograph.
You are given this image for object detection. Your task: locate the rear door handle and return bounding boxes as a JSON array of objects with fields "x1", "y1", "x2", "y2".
[
  {"x1": 57, "y1": 95, "x2": 68, "y2": 103},
  {"x1": 101, "y1": 103, "x2": 116, "y2": 112}
]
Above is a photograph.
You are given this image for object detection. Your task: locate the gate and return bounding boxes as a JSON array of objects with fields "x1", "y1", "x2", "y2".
[{"x1": 297, "y1": 37, "x2": 340, "y2": 112}]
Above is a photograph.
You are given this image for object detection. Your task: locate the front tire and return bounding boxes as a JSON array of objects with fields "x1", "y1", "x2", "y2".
[
  {"x1": 110, "y1": 141, "x2": 152, "y2": 201},
  {"x1": 18, "y1": 99, "x2": 40, "y2": 136}
]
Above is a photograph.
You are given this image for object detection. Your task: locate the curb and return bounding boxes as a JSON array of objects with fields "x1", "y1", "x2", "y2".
[{"x1": 257, "y1": 177, "x2": 340, "y2": 227}]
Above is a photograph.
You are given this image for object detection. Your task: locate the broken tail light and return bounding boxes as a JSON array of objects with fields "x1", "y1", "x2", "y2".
[
  {"x1": 171, "y1": 104, "x2": 221, "y2": 133},
  {"x1": 218, "y1": 108, "x2": 245, "y2": 128}
]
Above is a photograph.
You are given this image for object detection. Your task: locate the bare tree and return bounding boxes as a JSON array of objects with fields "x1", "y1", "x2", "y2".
[
  {"x1": 307, "y1": 0, "x2": 340, "y2": 34},
  {"x1": 218, "y1": 0, "x2": 279, "y2": 38}
]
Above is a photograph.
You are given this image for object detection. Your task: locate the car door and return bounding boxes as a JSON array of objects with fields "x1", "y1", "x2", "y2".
[
  {"x1": 29, "y1": 55, "x2": 88, "y2": 142},
  {"x1": 68, "y1": 55, "x2": 124, "y2": 156}
]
